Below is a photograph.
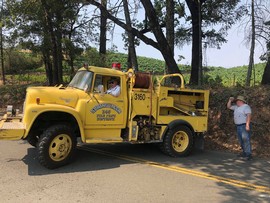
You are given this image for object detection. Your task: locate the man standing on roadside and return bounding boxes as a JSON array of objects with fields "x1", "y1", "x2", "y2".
[{"x1": 227, "y1": 96, "x2": 252, "y2": 160}]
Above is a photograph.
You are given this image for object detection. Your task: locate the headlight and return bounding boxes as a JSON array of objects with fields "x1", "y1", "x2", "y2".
[{"x1": 6, "y1": 105, "x2": 13, "y2": 116}]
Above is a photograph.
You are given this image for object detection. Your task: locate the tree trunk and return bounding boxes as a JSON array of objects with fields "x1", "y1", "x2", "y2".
[
  {"x1": 55, "y1": 10, "x2": 63, "y2": 84},
  {"x1": 123, "y1": 0, "x2": 138, "y2": 71},
  {"x1": 186, "y1": 0, "x2": 203, "y2": 85},
  {"x1": 99, "y1": 0, "x2": 107, "y2": 66},
  {"x1": 261, "y1": 57, "x2": 270, "y2": 84},
  {"x1": 51, "y1": 30, "x2": 59, "y2": 85},
  {"x1": 0, "y1": 19, "x2": 5, "y2": 85},
  {"x1": 41, "y1": 0, "x2": 59, "y2": 85},
  {"x1": 141, "y1": 0, "x2": 180, "y2": 74},
  {"x1": 246, "y1": 0, "x2": 255, "y2": 87},
  {"x1": 43, "y1": 51, "x2": 53, "y2": 85},
  {"x1": 165, "y1": 0, "x2": 175, "y2": 73},
  {"x1": 41, "y1": 1, "x2": 64, "y2": 85},
  {"x1": 0, "y1": 0, "x2": 5, "y2": 85},
  {"x1": 67, "y1": 34, "x2": 75, "y2": 82}
]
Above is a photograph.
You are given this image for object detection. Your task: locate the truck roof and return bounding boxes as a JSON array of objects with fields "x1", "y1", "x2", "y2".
[{"x1": 79, "y1": 66, "x2": 126, "y2": 76}]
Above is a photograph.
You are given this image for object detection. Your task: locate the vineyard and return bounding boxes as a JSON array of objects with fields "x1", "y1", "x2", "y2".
[
  {"x1": 1, "y1": 50, "x2": 267, "y2": 87},
  {"x1": 79, "y1": 50, "x2": 266, "y2": 87}
]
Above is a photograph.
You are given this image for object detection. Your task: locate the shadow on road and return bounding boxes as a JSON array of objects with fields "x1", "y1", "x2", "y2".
[
  {"x1": 22, "y1": 143, "x2": 270, "y2": 202},
  {"x1": 22, "y1": 145, "x2": 132, "y2": 176}
]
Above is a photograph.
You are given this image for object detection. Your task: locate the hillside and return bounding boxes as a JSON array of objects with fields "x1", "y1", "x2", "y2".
[
  {"x1": 203, "y1": 63, "x2": 266, "y2": 87},
  {"x1": 3, "y1": 49, "x2": 267, "y2": 87},
  {"x1": 79, "y1": 50, "x2": 266, "y2": 86}
]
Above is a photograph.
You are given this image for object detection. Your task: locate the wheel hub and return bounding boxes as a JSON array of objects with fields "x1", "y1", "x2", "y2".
[
  {"x1": 172, "y1": 131, "x2": 189, "y2": 152},
  {"x1": 58, "y1": 144, "x2": 66, "y2": 152},
  {"x1": 49, "y1": 134, "x2": 72, "y2": 162}
]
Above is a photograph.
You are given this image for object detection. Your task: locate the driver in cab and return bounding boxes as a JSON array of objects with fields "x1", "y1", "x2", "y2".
[{"x1": 106, "y1": 78, "x2": 120, "y2": 97}]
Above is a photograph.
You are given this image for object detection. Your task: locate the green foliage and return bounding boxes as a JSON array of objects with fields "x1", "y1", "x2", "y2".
[
  {"x1": 73, "y1": 48, "x2": 265, "y2": 87},
  {"x1": 0, "y1": 84, "x2": 28, "y2": 108},
  {"x1": 203, "y1": 63, "x2": 266, "y2": 86},
  {"x1": 204, "y1": 74, "x2": 223, "y2": 87},
  {"x1": 76, "y1": 48, "x2": 166, "y2": 73},
  {"x1": 4, "y1": 50, "x2": 43, "y2": 74},
  {"x1": 2, "y1": 48, "x2": 266, "y2": 87}
]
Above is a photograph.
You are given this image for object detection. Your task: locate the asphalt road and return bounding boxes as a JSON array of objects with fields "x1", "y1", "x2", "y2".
[{"x1": 0, "y1": 140, "x2": 270, "y2": 203}]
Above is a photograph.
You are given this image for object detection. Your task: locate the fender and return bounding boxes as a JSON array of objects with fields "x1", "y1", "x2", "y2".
[
  {"x1": 161, "y1": 119, "x2": 194, "y2": 140},
  {"x1": 22, "y1": 104, "x2": 85, "y2": 141}
]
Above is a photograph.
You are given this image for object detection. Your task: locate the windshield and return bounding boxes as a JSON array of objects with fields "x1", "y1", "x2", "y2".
[{"x1": 68, "y1": 70, "x2": 93, "y2": 91}]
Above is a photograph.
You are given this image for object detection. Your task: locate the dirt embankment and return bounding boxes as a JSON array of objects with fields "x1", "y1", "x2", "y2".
[
  {"x1": 206, "y1": 85, "x2": 270, "y2": 158},
  {"x1": 1, "y1": 84, "x2": 270, "y2": 158}
]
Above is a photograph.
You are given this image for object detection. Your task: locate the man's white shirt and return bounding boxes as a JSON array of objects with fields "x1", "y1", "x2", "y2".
[
  {"x1": 106, "y1": 85, "x2": 120, "y2": 97},
  {"x1": 230, "y1": 104, "x2": 251, "y2": 125}
]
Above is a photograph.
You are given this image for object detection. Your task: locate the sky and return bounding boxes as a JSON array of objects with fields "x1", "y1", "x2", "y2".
[{"x1": 112, "y1": 23, "x2": 263, "y2": 69}]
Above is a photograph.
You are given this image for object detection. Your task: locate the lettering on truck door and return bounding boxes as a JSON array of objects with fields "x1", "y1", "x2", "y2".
[{"x1": 85, "y1": 74, "x2": 125, "y2": 127}]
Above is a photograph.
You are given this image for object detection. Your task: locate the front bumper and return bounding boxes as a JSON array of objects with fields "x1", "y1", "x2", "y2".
[{"x1": 0, "y1": 114, "x2": 25, "y2": 140}]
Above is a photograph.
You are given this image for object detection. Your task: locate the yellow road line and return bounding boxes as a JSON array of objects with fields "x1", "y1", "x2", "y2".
[{"x1": 77, "y1": 146, "x2": 270, "y2": 194}]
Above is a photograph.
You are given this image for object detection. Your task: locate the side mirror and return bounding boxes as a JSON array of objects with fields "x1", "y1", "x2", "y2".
[
  {"x1": 84, "y1": 84, "x2": 89, "y2": 92},
  {"x1": 97, "y1": 85, "x2": 104, "y2": 95}
]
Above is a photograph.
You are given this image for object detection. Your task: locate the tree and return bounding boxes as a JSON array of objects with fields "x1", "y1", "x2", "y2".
[
  {"x1": 87, "y1": 0, "x2": 180, "y2": 74},
  {"x1": 0, "y1": 0, "x2": 5, "y2": 85},
  {"x1": 138, "y1": 0, "x2": 180, "y2": 73},
  {"x1": 258, "y1": 3, "x2": 270, "y2": 84},
  {"x1": 0, "y1": 0, "x2": 10, "y2": 84},
  {"x1": 40, "y1": 0, "x2": 62, "y2": 84},
  {"x1": 6, "y1": 0, "x2": 90, "y2": 85},
  {"x1": 246, "y1": 0, "x2": 255, "y2": 86},
  {"x1": 123, "y1": 0, "x2": 138, "y2": 70},
  {"x1": 241, "y1": 0, "x2": 270, "y2": 85},
  {"x1": 261, "y1": 21, "x2": 270, "y2": 84},
  {"x1": 99, "y1": 0, "x2": 107, "y2": 66},
  {"x1": 185, "y1": 0, "x2": 202, "y2": 85},
  {"x1": 261, "y1": 56, "x2": 270, "y2": 84},
  {"x1": 183, "y1": 0, "x2": 244, "y2": 85},
  {"x1": 165, "y1": 0, "x2": 175, "y2": 73}
]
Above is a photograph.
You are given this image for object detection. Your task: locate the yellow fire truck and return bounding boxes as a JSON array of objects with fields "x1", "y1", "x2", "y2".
[{"x1": 0, "y1": 65, "x2": 209, "y2": 169}]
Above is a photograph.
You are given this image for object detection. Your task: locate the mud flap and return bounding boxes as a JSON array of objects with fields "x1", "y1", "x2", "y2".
[
  {"x1": 194, "y1": 133, "x2": 204, "y2": 151},
  {"x1": 0, "y1": 116, "x2": 25, "y2": 140}
]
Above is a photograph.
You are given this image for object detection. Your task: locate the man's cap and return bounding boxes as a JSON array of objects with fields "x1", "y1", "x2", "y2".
[
  {"x1": 109, "y1": 77, "x2": 119, "y2": 83},
  {"x1": 236, "y1": 95, "x2": 247, "y2": 103}
]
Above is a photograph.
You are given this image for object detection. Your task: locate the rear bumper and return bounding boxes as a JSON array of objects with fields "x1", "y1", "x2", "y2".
[{"x1": 0, "y1": 114, "x2": 25, "y2": 140}]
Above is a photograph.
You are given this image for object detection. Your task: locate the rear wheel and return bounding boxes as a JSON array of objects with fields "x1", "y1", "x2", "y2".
[
  {"x1": 162, "y1": 125, "x2": 193, "y2": 157},
  {"x1": 37, "y1": 124, "x2": 77, "y2": 169}
]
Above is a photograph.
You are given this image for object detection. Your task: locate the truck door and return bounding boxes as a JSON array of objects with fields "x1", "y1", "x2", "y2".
[{"x1": 85, "y1": 74, "x2": 125, "y2": 128}]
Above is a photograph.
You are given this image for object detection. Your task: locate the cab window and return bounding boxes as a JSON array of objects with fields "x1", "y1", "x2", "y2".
[{"x1": 93, "y1": 74, "x2": 121, "y2": 96}]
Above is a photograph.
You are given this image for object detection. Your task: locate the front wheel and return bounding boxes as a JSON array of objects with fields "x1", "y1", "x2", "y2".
[
  {"x1": 26, "y1": 133, "x2": 39, "y2": 147},
  {"x1": 37, "y1": 124, "x2": 77, "y2": 169},
  {"x1": 26, "y1": 129, "x2": 41, "y2": 147},
  {"x1": 161, "y1": 125, "x2": 193, "y2": 157}
]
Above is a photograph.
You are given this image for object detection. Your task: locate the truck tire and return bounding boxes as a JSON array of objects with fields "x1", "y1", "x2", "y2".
[
  {"x1": 162, "y1": 125, "x2": 193, "y2": 157},
  {"x1": 26, "y1": 134, "x2": 38, "y2": 147},
  {"x1": 37, "y1": 124, "x2": 77, "y2": 169},
  {"x1": 26, "y1": 131, "x2": 40, "y2": 147}
]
